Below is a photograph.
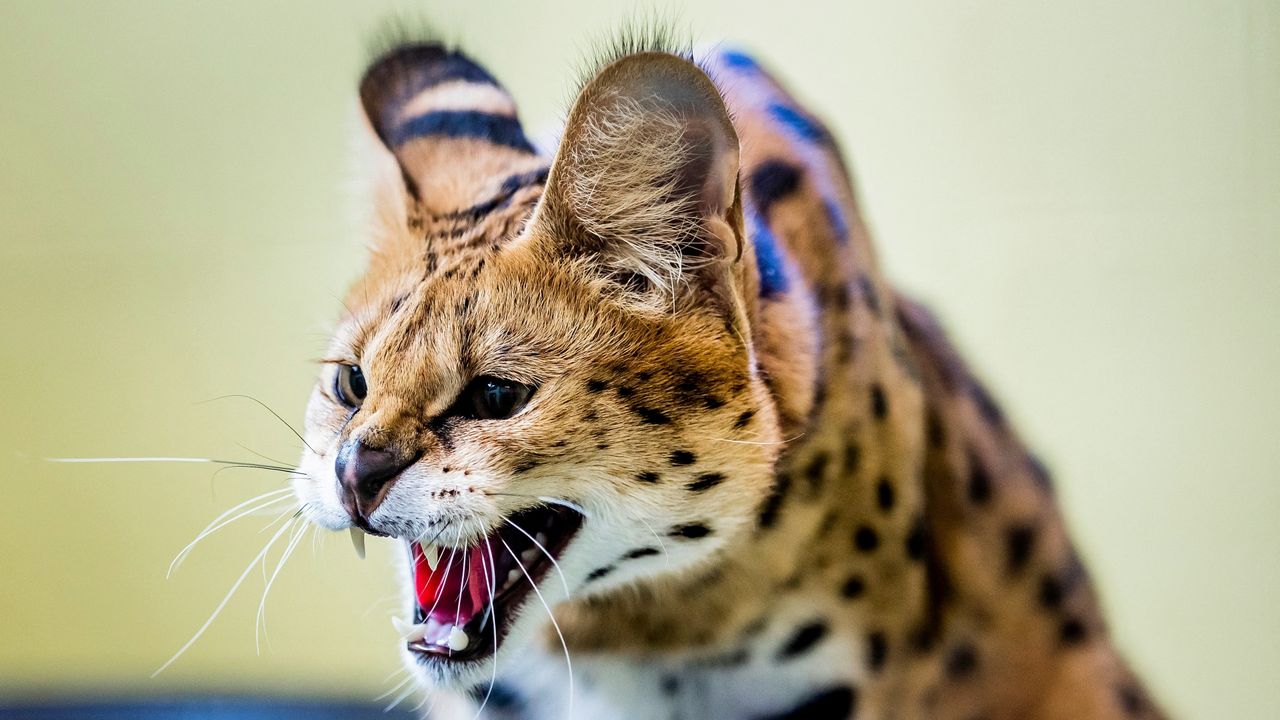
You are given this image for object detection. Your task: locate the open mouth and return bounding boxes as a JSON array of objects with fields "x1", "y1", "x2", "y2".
[{"x1": 400, "y1": 504, "x2": 583, "y2": 664}]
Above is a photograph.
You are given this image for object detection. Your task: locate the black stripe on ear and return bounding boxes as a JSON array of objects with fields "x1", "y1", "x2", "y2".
[
  {"x1": 361, "y1": 43, "x2": 502, "y2": 144},
  {"x1": 389, "y1": 110, "x2": 535, "y2": 152}
]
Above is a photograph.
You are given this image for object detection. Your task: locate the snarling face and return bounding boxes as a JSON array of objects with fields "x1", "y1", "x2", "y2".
[{"x1": 291, "y1": 43, "x2": 781, "y2": 688}]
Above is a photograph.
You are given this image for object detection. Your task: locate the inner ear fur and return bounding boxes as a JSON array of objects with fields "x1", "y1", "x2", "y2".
[{"x1": 531, "y1": 52, "x2": 744, "y2": 301}]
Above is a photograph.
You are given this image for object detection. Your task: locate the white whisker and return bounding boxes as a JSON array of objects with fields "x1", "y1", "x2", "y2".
[
  {"x1": 471, "y1": 537, "x2": 501, "y2": 720},
  {"x1": 256, "y1": 517, "x2": 309, "y2": 653},
  {"x1": 636, "y1": 515, "x2": 672, "y2": 568},
  {"x1": 151, "y1": 516, "x2": 298, "y2": 677},
  {"x1": 381, "y1": 671, "x2": 417, "y2": 707},
  {"x1": 704, "y1": 431, "x2": 806, "y2": 446},
  {"x1": 504, "y1": 518, "x2": 571, "y2": 598},
  {"x1": 167, "y1": 489, "x2": 295, "y2": 577},
  {"x1": 384, "y1": 679, "x2": 420, "y2": 712},
  {"x1": 373, "y1": 670, "x2": 413, "y2": 702},
  {"x1": 537, "y1": 496, "x2": 590, "y2": 519},
  {"x1": 49, "y1": 456, "x2": 218, "y2": 464},
  {"x1": 500, "y1": 535, "x2": 573, "y2": 719}
]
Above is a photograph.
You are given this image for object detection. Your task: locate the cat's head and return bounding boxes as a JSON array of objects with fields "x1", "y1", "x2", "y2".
[{"x1": 292, "y1": 40, "x2": 782, "y2": 688}]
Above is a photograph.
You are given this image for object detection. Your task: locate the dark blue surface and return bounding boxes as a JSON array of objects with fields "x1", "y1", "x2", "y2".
[
  {"x1": 747, "y1": 209, "x2": 791, "y2": 298},
  {"x1": 0, "y1": 699, "x2": 416, "y2": 720},
  {"x1": 767, "y1": 102, "x2": 829, "y2": 144}
]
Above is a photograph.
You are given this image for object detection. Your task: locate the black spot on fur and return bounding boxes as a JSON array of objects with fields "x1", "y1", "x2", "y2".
[
  {"x1": 968, "y1": 452, "x2": 993, "y2": 505},
  {"x1": 704, "y1": 395, "x2": 726, "y2": 410},
  {"x1": 636, "y1": 406, "x2": 671, "y2": 424},
  {"x1": 616, "y1": 386, "x2": 636, "y2": 398},
  {"x1": 513, "y1": 460, "x2": 539, "y2": 474},
  {"x1": 1005, "y1": 523, "x2": 1037, "y2": 575},
  {"x1": 927, "y1": 411, "x2": 946, "y2": 447},
  {"x1": 778, "y1": 621, "x2": 829, "y2": 660},
  {"x1": 468, "y1": 681, "x2": 522, "y2": 710},
  {"x1": 670, "y1": 450, "x2": 696, "y2": 466},
  {"x1": 636, "y1": 471, "x2": 661, "y2": 483},
  {"x1": 586, "y1": 565, "x2": 615, "y2": 582},
  {"x1": 858, "y1": 274, "x2": 881, "y2": 316},
  {"x1": 671, "y1": 523, "x2": 711, "y2": 539},
  {"x1": 905, "y1": 516, "x2": 927, "y2": 561},
  {"x1": 805, "y1": 453, "x2": 830, "y2": 493},
  {"x1": 1039, "y1": 574, "x2": 1065, "y2": 609},
  {"x1": 844, "y1": 442, "x2": 861, "y2": 474},
  {"x1": 623, "y1": 547, "x2": 661, "y2": 560},
  {"x1": 876, "y1": 477, "x2": 895, "y2": 512},
  {"x1": 841, "y1": 575, "x2": 866, "y2": 599},
  {"x1": 866, "y1": 632, "x2": 888, "y2": 672},
  {"x1": 734, "y1": 410, "x2": 756, "y2": 429},
  {"x1": 749, "y1": 159, "x2": 802, "y2": 213},
  {"x1": 758, "y1": 473, "x2": 792, "y2": 529},
  {"x1": 945, "y1": 643, "x2": 979, "y2": 679},
  {"x1": 1060, "y1": 617, "x2": 1088, "y2": 646},
  {"x1": 586, "y1": 379, "x2": 608, "y2": 393},
  {"x1": 689, "y1": 472, "x2": 726, "y2": 492},
  {"x1": 910, "y1": 625, "x2": 939, "y2": 654},
  {"x1": 853, "y1": 525, "x2": 880, "y2": 553},
  {"x1": 870, "y1": 384, "x2": 888, "y2": 419},
  {"x1": 754, "y1": 686, "x2": 857, "y2": 720}
]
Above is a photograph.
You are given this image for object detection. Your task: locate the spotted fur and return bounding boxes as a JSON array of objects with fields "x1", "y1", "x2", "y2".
[{"x1": 290, "y1": 34, "x2": 1165, "y2": 720}]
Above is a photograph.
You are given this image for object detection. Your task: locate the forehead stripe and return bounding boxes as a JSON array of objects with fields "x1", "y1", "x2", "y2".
[
  {"x1": 390, "y1": 110, "x2": 535, "y2": 152},
  {"x1": 446, "y1": 167, "x2": 550, "y2": 219}
]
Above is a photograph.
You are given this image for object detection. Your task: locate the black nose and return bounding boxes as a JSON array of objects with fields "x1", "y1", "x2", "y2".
[{"x1": 335, "y1": 440, "x2": 414, "y2": 520}]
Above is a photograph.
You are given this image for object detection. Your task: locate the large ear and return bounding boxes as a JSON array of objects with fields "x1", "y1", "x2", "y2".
[
  {"x1": 358, "y1": 43, "x2": 544, "y2": 214},
  {"x1": 528, "y1": 52, "x2": 743, "y2": 302}
]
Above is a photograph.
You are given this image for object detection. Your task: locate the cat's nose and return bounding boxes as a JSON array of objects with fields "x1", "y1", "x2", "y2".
[{"x1": 335, "y1": 440, "x2": 415, "y2": 521}]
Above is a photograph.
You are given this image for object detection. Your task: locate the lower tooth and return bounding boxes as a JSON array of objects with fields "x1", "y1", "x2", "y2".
[
  {"x1": 447, "y1": 626, "x2": 470, "y2": 652},
  {"x1": 507, "y1": 569, "x2": 521, "y2": 586},
  {"x1": 521, "y1": 549, "x2": 538, "y2": 564}
]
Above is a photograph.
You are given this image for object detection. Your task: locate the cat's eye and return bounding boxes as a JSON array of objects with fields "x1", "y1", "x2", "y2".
[
  {"x1": 461, "y1": 376, "x2": 534, "y2": 420},
  {"x1": 335, "y1": 364, "x2": 368, "y2": 408}
]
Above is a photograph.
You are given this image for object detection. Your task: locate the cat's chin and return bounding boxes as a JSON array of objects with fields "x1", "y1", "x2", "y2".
[{"x1": 391, "y1": 503, "x2": 583, "y2": 682}]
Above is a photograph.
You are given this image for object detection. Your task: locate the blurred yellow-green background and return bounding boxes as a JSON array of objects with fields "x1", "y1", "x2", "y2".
[{"x1": 2, "y1": 1, "x2": 1277, "y2": 718}]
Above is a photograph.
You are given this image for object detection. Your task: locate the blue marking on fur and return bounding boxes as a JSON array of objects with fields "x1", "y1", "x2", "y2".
[
  {"x1": 824, "y1": 198, "x2": 850, "y2": 245},
  {"x1": 768, "y1": 103, "x2": 828, "y2": 144},
  {"x1": 720, "y1": 49, "x2": 761, "y2": 72},
  {"x1": 390, "y1": 111, "x2": 534, "y2": 152},
  {"x1": 749, "y1": 209, "x2": 790, "y2": 298}
]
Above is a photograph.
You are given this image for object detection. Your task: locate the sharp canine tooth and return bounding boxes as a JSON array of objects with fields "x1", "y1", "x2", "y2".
[
  {"x1": 348, "y1": 527, "x2": 366, "y2": 560},
  {"x1": 447, "y1": 626, "x2": 470, "y2": 652},
  {"x1": 425, "y1": 543, "x2": 441, "y2": 571},
  {"x1": 391, "y1": 617, "x2": 428, "y2": 642},
  {"x1": 534, "y1": 532, "x2": 548, "y2": 546}
]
